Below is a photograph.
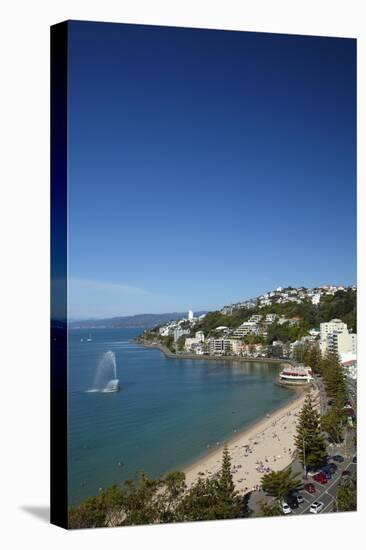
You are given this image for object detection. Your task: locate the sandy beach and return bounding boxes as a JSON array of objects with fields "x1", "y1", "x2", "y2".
[{"x1": 184, "y1": 385, "x2": 319, "y2": 495}]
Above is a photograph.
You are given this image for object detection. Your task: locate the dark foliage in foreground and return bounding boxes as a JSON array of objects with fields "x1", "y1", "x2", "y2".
[{"x1": 68, "y1": 444, "x2": 245, "y2": 529}]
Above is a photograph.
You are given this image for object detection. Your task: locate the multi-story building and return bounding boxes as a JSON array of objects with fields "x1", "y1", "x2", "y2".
[
  {"x1": 233, "y1": 322, "x2": 259, "y2": 337},
  {"x1": 319, "y1": 319, "x2": 356, "y2": 357},
  {"x1": 184, "y1": 331, "x2": 206, "y2": 351},
  {"x1": 326, "y1": 332, "x2": 357, "y2": 357},
  {"x1": 320, "y1": 319, "x2": 348, "y2": 340},
  {"x1": 231, "y1": 339, "x2": 244, "y2": 355},
  {"x1": 207, "y1": 339, "x2": 232, "y2": 355},
  {"x1": 173, "y1": 327, "x2": 190, "y2": 342}
]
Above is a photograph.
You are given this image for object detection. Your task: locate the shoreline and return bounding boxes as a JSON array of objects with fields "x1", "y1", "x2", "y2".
[
  {"x1": 135, "y1": 339, "x2": 317, "y2": 495},
  {"x1": 182, "y1": 386, "x2": 314, "y2": 494},
  {"x1": 135, "y1": 340, "x2": 294, "y2": 367},
  {"x1": 137, "y1": 339, "x2": 314, "y2": 495}
]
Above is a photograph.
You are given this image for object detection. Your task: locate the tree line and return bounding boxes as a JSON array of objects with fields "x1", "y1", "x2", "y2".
[{"x1": 68, "y1": 445, "x2": 246, "y2": 529}]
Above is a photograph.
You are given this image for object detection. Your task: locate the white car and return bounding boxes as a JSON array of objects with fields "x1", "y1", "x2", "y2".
[
  {"x1": 282, "y1": 502, "x2": 292, "y2": 515},
  {"x1": 309, "y1": 501, "x2": 324, "y2": 514}
]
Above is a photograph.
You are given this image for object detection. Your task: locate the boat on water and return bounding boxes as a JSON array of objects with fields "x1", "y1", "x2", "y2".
[{"x1": 86, "y1": 334, "x2": 92, "y2": 342}]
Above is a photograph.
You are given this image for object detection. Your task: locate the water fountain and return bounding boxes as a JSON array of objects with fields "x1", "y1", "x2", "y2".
[{"x1": 91, "y1": 351, "x2": 120, "y2": 392}]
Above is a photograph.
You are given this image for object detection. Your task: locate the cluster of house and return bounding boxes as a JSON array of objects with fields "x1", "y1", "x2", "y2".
[
  {"x1": 176, "y1": 318, "x2": 357, "y2": 380},
  {"x1": 158, "y1": 310, "x2": 206, "y2": 342},
  {"x1": 221, "y1": 284, "x2": 355, "y2": 315},
  {"x1": 153, "y1": 285, "x2": 357, "y2": 379}
]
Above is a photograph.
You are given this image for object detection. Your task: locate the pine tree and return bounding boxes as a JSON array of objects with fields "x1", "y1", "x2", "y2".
[
  {"x1": 294, "y1": 394, "x2": 327, "y2": 473},
  {"x1": 336, "y1": 474, "x2": 357, "y2": 512},
  {"x1": 321, "y1": 352, "x2": 347, "y2": 406},
  {"x1": 215, "y1": 444, "x2": 243, "y2": 519},
  {"x1": 308, "y1": 344, "x2": 322, "y2": 373},
  {"x1": 321, "y1": 406, "x2": 346, "y2": 443}
]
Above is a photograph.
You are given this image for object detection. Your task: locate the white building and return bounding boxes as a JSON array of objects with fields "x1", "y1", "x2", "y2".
[
  {"x1": 265, "y1": 313, "x2": 277, "y2": 324},
  {"x1": 326, "y1": 332, "x2": 357, "y2": 357},
  {"x1": 320, "y1": 319, "x2": 348, "y2": 339},
  {"x1": 208, "y1": 339, "x2": 232, "y2": 355},
  {"x1": 234, "y1": 322, "x2": 259, "y2": 337},
  {"x1": 312, "y1": 294, "x2": 321, "y2": 305},
  {"x1": 173, "y1": 327, "x2": 190, "y2": 342},
  {"x1": 188, "y1": 310, "x2": 194, "y2": 321},
  {"x1": 184, "y1": 331, "x2": 205, "y2": 351},
  {"x1": 159, "y1": 326, "x2": 170, "y2": 336},
  {"x1": 320, "y1": 319, "x2": 356, "y2": 357}
]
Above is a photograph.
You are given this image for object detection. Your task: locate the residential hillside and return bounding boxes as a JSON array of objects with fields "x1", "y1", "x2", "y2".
[{"x1": 137, "y1": 285, "x2": 356, "y2": 363}]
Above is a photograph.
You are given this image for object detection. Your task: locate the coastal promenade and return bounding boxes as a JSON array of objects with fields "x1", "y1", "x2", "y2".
[{"x1": 137, "y1": 340, "x2": 294, "y2": 367}]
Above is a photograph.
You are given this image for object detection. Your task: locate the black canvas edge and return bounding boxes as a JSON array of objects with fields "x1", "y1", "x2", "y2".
[{"x1": 50, "y1": 20, "x2": 68, "y2": 529}]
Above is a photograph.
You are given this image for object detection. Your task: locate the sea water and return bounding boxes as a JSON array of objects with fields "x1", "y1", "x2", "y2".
[{"x1": 68, "y1": 327, "x2": 294, "y2": 505}]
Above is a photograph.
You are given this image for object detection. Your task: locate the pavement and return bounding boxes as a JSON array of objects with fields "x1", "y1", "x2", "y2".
[{"x1": 248, "y1": 426, "x2": 356, "y2": 517}]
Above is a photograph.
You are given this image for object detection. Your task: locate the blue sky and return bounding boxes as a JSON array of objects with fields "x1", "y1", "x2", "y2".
[{"x1": 67, "y1": 21, "x2": 356, "y2": 319}]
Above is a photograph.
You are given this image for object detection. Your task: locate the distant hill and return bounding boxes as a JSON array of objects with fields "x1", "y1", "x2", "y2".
[{"x1": 69, "y1": 312, "x2": 207, "y2": 329}]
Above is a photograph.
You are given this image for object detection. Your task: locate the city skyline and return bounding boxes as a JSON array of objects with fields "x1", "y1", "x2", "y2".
[{"x1": 67, "y1": 22, "x2": 356, "y2": 319}]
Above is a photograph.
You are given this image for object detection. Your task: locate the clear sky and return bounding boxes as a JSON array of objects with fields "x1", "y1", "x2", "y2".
[{"x1": 67, "y1": 21, "x2": 356, "y2": 319}]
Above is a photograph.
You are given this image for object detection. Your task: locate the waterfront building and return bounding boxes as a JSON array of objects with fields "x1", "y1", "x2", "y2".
[
  {"x1": 184, "y1": 331, "x2": 206, "y2": 351},
  {"x1": 231, "y1": 339, "x2": 244, "y2": 355},
  {"x1": 279, "y1": 364, "x2": 313, "y2": 385},
  {"x1": 208, "y1": 338, "x2": 232, "y2": 355},
  {"x1": 325, "y1": 332, "x2": 357, "y2": 357}
]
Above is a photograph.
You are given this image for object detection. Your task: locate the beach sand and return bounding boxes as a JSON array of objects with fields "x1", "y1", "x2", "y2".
[{"x1": 184, "y1": 385, "x2": 320, "y2": 494}]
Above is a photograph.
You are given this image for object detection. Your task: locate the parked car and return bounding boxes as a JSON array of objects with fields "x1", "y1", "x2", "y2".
[
  {"x1": 296, "y1": 494, "x2": 304, "y2": 504},
  {"x1": 341, "y1": 470, "x2": 351, "y2": 478},
  {"x1": 305, "y1": 483, "x2": 316, "y2": 494},
  {"x1": 321, "y1": 469, "x2": 332, "y2": 480},
  {"x1": 286, "y1": 496, "x2": 299, "y2": 509},
  {"x1": 352, "y1": 456, "x2": 357, "y2": 463},
  {"x1": 327, "y1": 463, "x2": 338, "y2": 473},
  {"x1": 313, "y1": 472, "x2": 328, "y2": 484},
  {"x1": 333, "y1": 455, "x2": 345, "y2": 462},
  {"x1": 282, "y1": 502, "x2": 292, "y2": 515},
  {"x1": 309, "y1": 501, "x2": 325, "y2": 514}
]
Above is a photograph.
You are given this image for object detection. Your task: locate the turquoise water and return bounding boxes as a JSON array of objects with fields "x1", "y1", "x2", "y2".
[{"x1": 68, "y1": 328, "x2": 294, "y2": 505}]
